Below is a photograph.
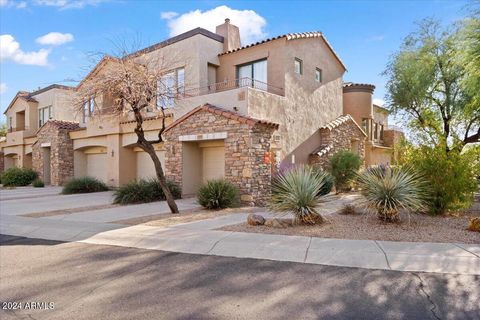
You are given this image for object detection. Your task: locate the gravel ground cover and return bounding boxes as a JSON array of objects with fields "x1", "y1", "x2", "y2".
[{"x1": 220, "y1": 210, "x2": 480, "y2": 244}]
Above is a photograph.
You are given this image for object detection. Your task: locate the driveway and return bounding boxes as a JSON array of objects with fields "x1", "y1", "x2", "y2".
[{"x1": 1, "y1": 236, "x2": 479, "y2": 320}]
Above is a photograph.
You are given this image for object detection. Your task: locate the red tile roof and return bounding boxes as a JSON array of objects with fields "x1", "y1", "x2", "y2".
[
  {"x1": 163, "y1": 104, "x2": 279, "y2": 134},
  {"x1": 37, "y1": 120, "x2": 80, "y2": 133},
  {"x1": 218, "y1": 31, "x2": 347, "y2": 71}
]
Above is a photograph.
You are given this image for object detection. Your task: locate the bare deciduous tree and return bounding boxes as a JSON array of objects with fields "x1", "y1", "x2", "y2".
[{"x1": 75, "y1": 48, "x2": 182, "y2": 213}]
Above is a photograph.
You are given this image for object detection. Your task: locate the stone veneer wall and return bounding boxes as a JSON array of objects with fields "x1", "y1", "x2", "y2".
[
  {"x1": 309, "y1": 120, "x2": 366, "y2": 168},
  {"x1": 32, "y1": 123, "x2": 75, "y2": 186},
  {"x1": 163, "y1": 110, "x2": 276, "y2": 206},
  {"x1": 0, "y1": 152, "x2": 4, "y2": 173}
]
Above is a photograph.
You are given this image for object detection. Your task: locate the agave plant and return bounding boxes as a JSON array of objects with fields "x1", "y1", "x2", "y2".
[
  {"x1": 270, "y1": 165, "x2": 328, "y2": 225},
  {"x1": 357, "y1": 165, "x2": 427, "y2": 222}
]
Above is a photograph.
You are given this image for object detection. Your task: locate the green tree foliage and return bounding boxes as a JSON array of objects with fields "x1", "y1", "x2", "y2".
[
  {"x1": 401, "y1": 145, "x2": 478, "y2": 215},
  {"x1": 384, "y1": 19, "x2": 479, "y2": 151}
]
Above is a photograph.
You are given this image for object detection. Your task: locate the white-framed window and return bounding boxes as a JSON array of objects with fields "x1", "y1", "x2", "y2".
[
  {"x1": 38, "y1": 105, "x2": 52, "y2": 127},
  {"x1": 294, "y1": 58, "x2": 303, "y2": 75},
  {"x1": 8, "y1": 116, "x2": 12, "y2": 130},
  {"x1": 157, "y1": 67, "x2": 185, "y2": 109},
  {"x1": 83, "y1": 96, "x2": 95, "y2": 123},
  {"x1": 315, "y1": 68, "x2": 322, "y2": 82}
]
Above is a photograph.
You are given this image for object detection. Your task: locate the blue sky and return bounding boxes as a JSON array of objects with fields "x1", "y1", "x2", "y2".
[{"x1": 0, "y1": 0, "x2": 471, "y2": 119}]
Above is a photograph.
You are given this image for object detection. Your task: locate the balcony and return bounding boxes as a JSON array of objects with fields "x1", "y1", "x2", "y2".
[{"x1": 182, "y1": 77, "x2": 285, "y2": 98}]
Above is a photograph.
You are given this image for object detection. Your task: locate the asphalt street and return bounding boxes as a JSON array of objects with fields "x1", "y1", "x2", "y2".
[{"x1": 0, "y1": 234, "x2": 478, "y2": 320}]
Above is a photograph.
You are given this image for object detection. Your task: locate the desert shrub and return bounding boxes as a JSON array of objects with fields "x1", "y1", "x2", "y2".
[
  {"x1": 1, "y1": 167, "x2": 38, "y2": 187},
  {"x1": 32, "y1": 178, "x2": 44, "y2": 188},
  {"x1": 62, "y1": 176, "x2": 109, "y2": 194},
  {"x1": 402, "y1": 146, "x2": 478, "y2": 215},
  {"x1": 113, "y1": 178, "x2": 181, "y2": 204},
  {"x1": 197, "y1": 179, "x2": 239, "y2": 209},
  {"x1": 468, "y1": 218, "x2": 480, "y2": 233},
  {"x1": 339, "y1": 204, "x2": 357, "y2": 215},
  {"x1": 357, "y1": 165, "x2": 427, "y2": 222},
  {"x1": 329, "y1": 150, "x2": 362, "y2": 192},
  {"x1": 270, "y1": 165, "x2": 329, "y2": 225}
]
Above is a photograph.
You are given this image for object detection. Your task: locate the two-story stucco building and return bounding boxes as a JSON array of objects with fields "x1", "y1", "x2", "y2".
[{"x1": 0, "y1": 19, "x2": 402, "y2": 205}]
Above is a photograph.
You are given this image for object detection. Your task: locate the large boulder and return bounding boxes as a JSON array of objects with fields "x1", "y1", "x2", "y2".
[{"x1": 247, "y1": 214, "x2": 265, "y2": 226}]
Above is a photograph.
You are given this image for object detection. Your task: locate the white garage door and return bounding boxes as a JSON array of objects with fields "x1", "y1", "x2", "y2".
[
  {"x1": 202, "y1": 146, "x2": 225, "y2": 183},
  {"x1": 136, "y1": 151, "x2": 165, "y2": 180},
  {"x1": 87, "y1": 153, "x2": 107, "y2": 183}
]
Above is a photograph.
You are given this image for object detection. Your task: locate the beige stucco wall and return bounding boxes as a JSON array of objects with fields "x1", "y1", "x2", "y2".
[
  {"x1": 135, "y1": 34, "x2": 223, "y2": 91},
  {"x1": 343, "y1": 90, "x2": 373, "y2": 126},
  {"x1": 4, "y1": 99, "x2": 37, "y2": 140}
]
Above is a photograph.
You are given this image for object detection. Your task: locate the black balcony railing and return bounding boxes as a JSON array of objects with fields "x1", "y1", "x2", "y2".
[{"x1": 182, "y1": 77, "x2": 284, "y2": 98}]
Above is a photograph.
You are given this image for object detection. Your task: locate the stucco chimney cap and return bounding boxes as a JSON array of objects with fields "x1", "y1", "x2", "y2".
[{"x1": 225, "y1": 18, "x2": 230, "y2": 23}]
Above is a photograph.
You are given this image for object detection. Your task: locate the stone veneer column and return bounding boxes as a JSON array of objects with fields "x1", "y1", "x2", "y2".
[{"x1": 32, "y1": 123, "x2": 75, "y2": 186}]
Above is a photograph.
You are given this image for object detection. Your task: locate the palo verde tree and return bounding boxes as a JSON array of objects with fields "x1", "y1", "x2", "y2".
[
  {"x1": 75, "y1": 51, "x2": 181, "y2": 213},
  {"x1": 383, "y1": 18, "x2": 479, "y2": 152}
]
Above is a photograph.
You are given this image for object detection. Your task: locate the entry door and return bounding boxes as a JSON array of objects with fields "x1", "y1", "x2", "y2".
[
  {"x1": 202, "y1": 146, "x2": 225, "y2": 183},
  {"x1": 43, "y1": 147, "x2": 51, "y2": 185}
]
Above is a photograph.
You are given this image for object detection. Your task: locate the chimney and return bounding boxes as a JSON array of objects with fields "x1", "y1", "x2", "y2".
[{"x1": 216, "y1": 18, "x2": 241, "y2": 52}]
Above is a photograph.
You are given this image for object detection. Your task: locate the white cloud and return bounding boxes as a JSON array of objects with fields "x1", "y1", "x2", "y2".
[
  {"x1": 0, "y1": 0, "x2": 27, "y2": 8},
  {"x1": 0, "y1": 0, "x2": 8, "y2": 6},
  {"x1": 36, "y1": 32, "x2": 74, "y2": 46},
  {"x1": 0, "y1": 83, "x2": 7, "y2": 94},
  {"x1": 34, "y1": 0, "x2": 108, "y2": 10},
  {"x1": 16, "y1": 1, "x2": 26, "y2": 8},
  {"x1": 0, "y1": 34, "x2": 50, "y2": 66},
  {"x1": 161, "y1": 5, "x2": 267, "y2": 45},
  {"x1": 160, "y1": 11, "x2": 178, "y2": 20},
  {"x1": 373, "y1": 98, "x2": 385, "y2": 106}
]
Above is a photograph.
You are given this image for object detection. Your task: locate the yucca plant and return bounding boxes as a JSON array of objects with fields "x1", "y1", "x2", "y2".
[
  {"x1": 270, "y1": 165, "x2": 328, "y2": 225},
  {"x1": 357, "y1": 165, "x2": 427, "y2": 222}
]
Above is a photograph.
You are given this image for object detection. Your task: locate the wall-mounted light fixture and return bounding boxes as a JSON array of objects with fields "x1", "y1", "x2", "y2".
[{"x1": 111, "y1": 150, "x2": 114, "y2": 157}]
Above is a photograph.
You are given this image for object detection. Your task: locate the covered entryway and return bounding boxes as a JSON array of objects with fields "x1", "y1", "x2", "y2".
[{"x1": 163, "y1": 104, "x2": 279, "y2": 205}]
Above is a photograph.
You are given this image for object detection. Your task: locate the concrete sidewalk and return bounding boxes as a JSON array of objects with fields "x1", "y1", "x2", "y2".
[{"x1": 1, "y1": 210, "x2": 479, "y2": 275}]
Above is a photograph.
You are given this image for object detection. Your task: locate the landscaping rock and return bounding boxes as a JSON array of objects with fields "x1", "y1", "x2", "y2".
[
  {"x1": 264, "y1": 218, "x2": 293, "y2": 228},
  {"x1": 247, "y1": 214, "x2": 265, "y2": 226}
]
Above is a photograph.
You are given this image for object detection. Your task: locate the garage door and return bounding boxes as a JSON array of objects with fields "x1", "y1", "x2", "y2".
[
  {"x1": 87, "y1": 153, "x2": 107, "y2": 183},
  {"x1": 136, "y1": 151, "x2": 165, "y2": 180},
  {"x1": 202, "y1": 146, "x2": 225, "y2": 183}
]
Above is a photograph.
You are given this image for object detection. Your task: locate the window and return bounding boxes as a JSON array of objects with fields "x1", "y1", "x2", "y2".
[
  {"x1": 8, "y1": 117, "x2": 12, "y2": 130},
  {"x1": 157, "y1": 67, "x2": 185, "y2": 108},
  {"x1": 237, "y1": 59, "x2": 267, "y2": 90},
  {"x1": 374, "y1": 123, "x2": 378, "y2": 140},
  {"x1": 361, "y1": 118, "x2": 370, "y2": 137},
  {"x1": 38, "y1": 105, "x2": 52, "y2": 127},
  {"x1": 294, "y1": 58, "x2": 303, "y2": 75},
  {"x1": 379, "y1": 124, "x2": 384, "y2": 141},
  {"x1": 82, "y1": 97, "x2": 95, "y2": 123},
  {"x1": 315, "y1": 68, "x2": 322, "y2": 82}
]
